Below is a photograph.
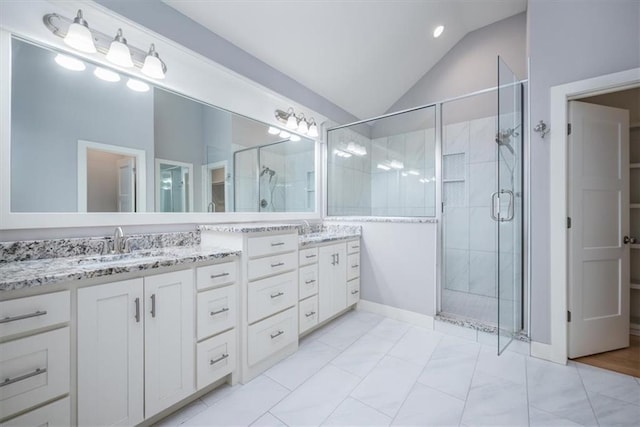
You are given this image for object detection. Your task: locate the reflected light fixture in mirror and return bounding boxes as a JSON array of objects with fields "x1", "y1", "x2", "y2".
[
  {"x1": 126, "y1": 78, "x2": 150, "y2": 92},
  {"x1": 268, "y1": 126, "x2": 280, "y2": 135},
  {"x1": 94, "y1": 67, "x2": 120, "y2": 82},
  {"x1": 290, "y1": 134, "x2": 301, "y2": 142},
  {"x1": 63, "y1": 10, "x2": 96, "y2": 53},
  {"x1": 106, "y1": 29, "x2": 133, "y2": 68},
  {"x1": 433, "y1": 25, "x2": 444, "y2": 38},
  {"x1": 54, "y1": 53, "x2": 85, "y2": 71},
  {"x1": 279, "y1": 130, "x2": 291, "y2": 138}
]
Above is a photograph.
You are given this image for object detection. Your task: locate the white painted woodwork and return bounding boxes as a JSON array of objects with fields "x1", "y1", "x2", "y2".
[
  {"x1": 347, "y1": 240, "x2": 361, "y2": 254},
  {"x1": 298, "y1": 295, "x2": 319, "y2": 334},
  {"x1": 299, "y1": 247, "x2": 318, "y2": 266},
  {"x1": 247, "y1": 271, "x2": 297, "y2": 324},
  {"x1": 299, "y1": 263, "x2": 319, "y2": 300},
  {"x1": 0, "y1": 328, "x2": 69, "y2": 420},
  {"x1": 77, "y1": 278, "x2": 144, "y2": 427},
  {"x1": 247, "y1": 306, "x2": 297, "y2": 366},
  {"x1": 0, "y1": 291, "x2": 69, "y2": 339},
  {"x1": 0, "y1": 396, "x2": 70, "y2": 427},
  {"x1": 568, "y1": 101, "x2": 630, "y2": 358},
  {"x1": 196, "y1": 329, "x2": 236, "y2": 390},
  {"x1": 196, "y1": 262, "x2": 237, "y2": 291},
  {"x1": 318, "y1": 243, "x2": 348, "y2": 322},
  {"x1": 144, "y1": 270, "x2": 195, "y2": 418},
  {"x1": 347, "y1": 253, "x2": 360, "y2": 282},
  {"x1": 197, "y1": 285, "x2": 236, "y2": 341},
  {"x1": 247, "y1": 234, "x2": 298, "y2": 258},
  {"x1": 347, "y1": 278, "x2": 361, "y2": 306},
  {"x1": 247, "y1": 251, "x2": 297, "y2": 281}
]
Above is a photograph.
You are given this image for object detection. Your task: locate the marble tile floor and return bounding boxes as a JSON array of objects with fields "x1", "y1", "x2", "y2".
[{"x1": 155, "y1": 310, "x2": 640, "y2": 427}]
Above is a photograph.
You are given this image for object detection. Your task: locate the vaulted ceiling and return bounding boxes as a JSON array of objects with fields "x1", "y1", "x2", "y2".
[{"x1": 164, "y1": 0, "x2": 527, "y2": 119}]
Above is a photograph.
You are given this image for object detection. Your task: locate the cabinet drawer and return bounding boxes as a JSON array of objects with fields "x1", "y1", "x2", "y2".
[
  {"x1": 248, "y1": 271, "x2": 297, "y2": 324},
  {"x1": 298, "y1": 296, "x2": 318, "y2": 335},
  {"x1": 347, "y1": 240, "x2": 361, "y2": 254},
  {"x1": 0, "y1": 291, "x2": 70, "y2": 339},
  {"x1": 347, "y1": 278, "x2": 360, "y2": 306},
  {"x1": 0, "y1": 396, "x2": 70, "y2": 427},
  {"x1": 248, "y1": 252, "x2": 297, "y2": 281},
  {"x1": 248, "y1": 307, "x2": 297, "y2": 366},
  {"x1": 247, "y1": 234, "x2": 298, "y2": 258},
  {"x1": 197, "y1": 285, "x2": 236, "y2": 341},
  {"x1": 196, "y1": 329, "x2": 236, "y2": 390},
  {"x1": 0, "y1": 328, "x2": 70, "y2": 419},
  {"x1": 347, "y1": 253, "x2": 360, "y2": 281},
  {"x1": 196, "y1": 262, "x2": 237, "y2": 291},
  {"x1": 299, "y1": 247, "x2": 318, "y2": 266},
  {"x1": 299, "y1": 264, "x2": 318, "y2": 300}
]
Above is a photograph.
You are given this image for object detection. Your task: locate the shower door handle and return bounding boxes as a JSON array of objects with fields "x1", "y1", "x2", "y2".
[
  {"x1": 490, "y1": 192, "x2": 500, "y2": 221},
  {"x1": 490, "y1": 190, "x2": 515, "y2": 222},
  {"x1": 501, "y1": 190, "x2": 515, "y2": 222}
]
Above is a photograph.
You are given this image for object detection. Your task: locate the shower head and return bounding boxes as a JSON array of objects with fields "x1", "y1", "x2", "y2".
[
  {"x1": 495, "y1": 126, "x2": 519, "y2": 155},
  {"x1": 260, "y1": 166, "x2": 276, "y2": 179}
]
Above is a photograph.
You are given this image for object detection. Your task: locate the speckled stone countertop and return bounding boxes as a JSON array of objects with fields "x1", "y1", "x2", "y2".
[
  {"x1": 199, "y1": 223, "x2": 301, "y2": 233},
  {"x1": 325, "y1": 216, "x2": 438, "y2": 223},
  {"x1": 299, "y1": 225, "x2": 361, "y2": 247}
]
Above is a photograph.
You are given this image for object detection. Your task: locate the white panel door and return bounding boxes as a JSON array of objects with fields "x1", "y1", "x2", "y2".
[
  {"x1": 144, "y1": 270, "x2": 195, "y2": 418},
  {"x1": 569, "y1": 101, "x2": 630, "y2": 358},
  {"x1": 77, "y1": 279, "x2": 144, "y2": 426}
]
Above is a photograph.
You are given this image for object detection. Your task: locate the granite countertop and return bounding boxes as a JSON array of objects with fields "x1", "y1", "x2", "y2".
[
  {"x1": 324, "y1": 216, "x2": 438, "y2": 223},
  {"x1": 0, "y1": 246, "x2": 240, "y2": 292},
  {"x1": 199, "y1": 223, "x2": 301, "y2": 233},
  {"x1": 299, "y1": 225, "x2": 362, "y2": 247}
]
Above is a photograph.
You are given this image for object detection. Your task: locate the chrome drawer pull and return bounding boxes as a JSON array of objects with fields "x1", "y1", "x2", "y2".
[
  {"x1": 271, "y1": 242, "x2": 285, "y2": 247},
  {"x1": 0, "y1": 310, "x2": 47, "y2": 324},
  {"x1": 270, "y1": 262, "x2": 285, "y2": 268},
  {"x1": 305, "y1": 279, "x2": 316, "y2": 284},
  {"x1": 351, "y1": 264, "x2": 359, "y2": 268},
  {"x1": 305, "y1": 254, "x2": 316, "y2": 259},
  {"x1": 210, "y1": 353, "x2": 229, "y2": 365},
  {"x1": 1, "y1": 368, "x2": 47, "y2": 387},
  {"x1": 270, "y1": 291, "x2": 284, "y2": 299},
  {"x1": 211, "y1": 272, "x2": 230, "y2": 279},
  {"x1": 150, "y1": 294, "x2": 156, "y2": 318},
  {"x1": 351, "y1": 290, "x2": 360, "y2": 295},
  {"x1": 210, "y1": 307, "x2": 230, "y2": 316},
  {"x1": 351, "y1": 245, "x2": 360, "y2": 249},
  {"x1": 305, "y1": 311, "x2": 316, "y2": 318},
  {"x1": 134, "y1": 298, "x2": 140, "y2": 323},
  {"x1": 270, "y1": 330, "x2": 284, "y2": 339}
]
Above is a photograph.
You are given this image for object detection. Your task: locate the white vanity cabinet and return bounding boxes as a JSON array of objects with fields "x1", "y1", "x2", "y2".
[
  {"x1": 318, "y1": 243, "x2": 348, "y2": 322},
  {"x1": 78, "y1": 269, "x2": 195, "y2": 425},
  {"x1": 0, "y1": 291, "x2": 70, "y2": 424},
  {"x1": 346, "y1": 239, "x2": 361, "y2": 305}
]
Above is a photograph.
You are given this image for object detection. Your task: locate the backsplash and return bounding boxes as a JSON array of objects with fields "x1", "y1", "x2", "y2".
[{"x1": 0, "y1": 231, "x2": 200, "y2": 263}]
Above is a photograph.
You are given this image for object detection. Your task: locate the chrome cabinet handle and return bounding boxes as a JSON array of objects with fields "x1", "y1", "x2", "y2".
[
  {"x1": 305, "y1": 279, "x2": 316, "y2": 284},
  {"x1": 305, "y1": 311, "x2": 316, "y2": 317},
  {"x1": 211, "y1": 272, "x2": 230, "y2": 279},
  {"x1": 271, "y1": 262, "x2": 285, "y2": 268},
  {"x1": 210, "y1": 307, "x2": 230, "y2": 316},
  {"x1": 210, "y1": 353, "x2": 229, "y2": 365},
  {"x1": 490, "y1": 191, "x2": 500, "y2": 221},
  {"x1": 624, "y1": 236, "x2": 637, "y2": 244},
  {"x1": 134, "y1": 298, "x2": 140, "y2": 323},
  {"x1": 351, "y1": 245, "x2": 360, "y2": 249},
  {"x1": 0, "y1": 310, "x2": 47, "y2": 324},
  {"x1": 305, "y1": 254, "x2": 316, "y2": 259},
  {"x1": 270, "y1": 291, "x2": 284, "y2": 299},
  {"x1": 351, "y1": 264, "x2": 359, "y2": 268},
  {"x1": 1, "y1": 368, "x2": 47, "y2": 387},
  {"x1": 271, "y1": 242, "x2": 285, "y2": 247},
  {"x1": 270, "y1": 330, "x2": 284, "y2": 339},
  {"x1": 351, "y1": 289, "x2": 360, "y2": 295},
  {"x1": 331, "y1": 254, "x2": 336, "y2": 266},
  {"x1": 336, "y1": 253, "x2": 340, "y2": 264},
  {"x1": 150, "y1": 294, "x2": 156, "y2": 318}
]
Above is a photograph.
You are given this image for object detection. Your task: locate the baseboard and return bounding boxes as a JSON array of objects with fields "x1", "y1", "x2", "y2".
[
  {"x1": 356, "y1": 299, "x2": 434, "y2": 329},
  {"x1": 530, "y1": 340, "x2": 567, "y2": 365}
]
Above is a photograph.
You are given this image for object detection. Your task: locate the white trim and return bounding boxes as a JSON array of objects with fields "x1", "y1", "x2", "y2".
[
  {"x1": 155, "y1": 158, "x2": 194, "y2": 213},
  {"x1": 77, "y1": 140, "x2": 147, "y2": 213},
  {"x1": 356, "y1": 299, "x2": 435, "y2": 330},
  {"x1": 548, "y1": 67, "x2": 640, "y2": 365},
  {"x1": 530, "y1": 340, "x2": 554, "y2": 361}
]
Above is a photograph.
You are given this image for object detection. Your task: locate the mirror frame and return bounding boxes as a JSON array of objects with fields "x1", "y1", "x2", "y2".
[{"x1": 0, "y1": 0, "x2": 324, "y2": 229}]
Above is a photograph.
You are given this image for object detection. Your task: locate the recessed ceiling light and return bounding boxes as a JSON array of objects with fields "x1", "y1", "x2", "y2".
[{"x1": 433, "y1": 25, "x2": 444, "y2": 38}]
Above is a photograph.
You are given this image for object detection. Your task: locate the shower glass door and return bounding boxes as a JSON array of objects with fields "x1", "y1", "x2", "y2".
[{"x1": 496, "y1": 56, "x2": 523, "y2": 354}]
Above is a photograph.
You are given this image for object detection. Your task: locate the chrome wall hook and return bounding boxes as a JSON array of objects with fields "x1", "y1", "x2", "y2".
[{"x1": 534, "y1": 120, "x2": 549, "y2": 139}]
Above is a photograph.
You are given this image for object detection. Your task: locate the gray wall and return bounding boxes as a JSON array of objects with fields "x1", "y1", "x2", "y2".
[
  {"x1": 527, "y1": 0, "x2": 640, "y2": 343},
  {"x1": 11, "y1": 39, "x2": 154, "y2": 212}
]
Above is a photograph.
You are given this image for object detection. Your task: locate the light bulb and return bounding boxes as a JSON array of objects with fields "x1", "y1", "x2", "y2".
[
  {"x1": 126, "y1": 78, "x2": 150, "y2": 92},
  {"x1": 63, "y1": 10, "x2": 96, "y2": 53},
  {"x1": 94, "y1": 67, "x2": 120, "y2": 82},
  {"x1": 268, "y1": 126, "x2": 280, "y2": 135},
  {"x1": 286, "y1": 114, "x2": 298, "y2": 129},
  {"x1": 141, "y1": 44, "x2": 165, "y2": 79},
  {"x1": 433, "y1": 25, "x2": 444, "y2": 38},
  {"x1": 298, "y1": 118, "x2": 309, "y2": 134},
  {"x1": 106, "y1": 29, "x2": 133, "y2": 68},
  {"x1": 54, "y1": 54, "x2": 85, "y2": 71},
  {"x1": 308, "y1": 121, "x2": 319, "y2": 138},
  {"x1": 290, "y1": 134, "x2": 301, "y2": 142}
]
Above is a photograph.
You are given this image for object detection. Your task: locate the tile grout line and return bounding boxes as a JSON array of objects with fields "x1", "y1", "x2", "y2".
[
  {"x1": 455, "y1": 344, "x2": 481, "y2": 426},
  {"x1": 524, "y1": 352, "x2": 531, "y2": 426},
  {"x1": 574, "y1": 361, "x2": 603, "y2": 426}
]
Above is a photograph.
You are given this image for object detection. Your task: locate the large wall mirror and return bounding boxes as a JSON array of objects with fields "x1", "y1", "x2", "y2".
[{"x1": 9, "y1": 37, "x2": 316, "y2": 215}]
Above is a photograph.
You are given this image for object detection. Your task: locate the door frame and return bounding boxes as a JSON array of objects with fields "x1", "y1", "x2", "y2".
[
  {"x1": 542, "y1": 67, "x2": 640, "y2": 364},
  {"x1": 155, "y1": 158, "x2": 194, "y2": 213},
  {"x1": 201, "y1": 160, "x2": 229, "y2": 212}
]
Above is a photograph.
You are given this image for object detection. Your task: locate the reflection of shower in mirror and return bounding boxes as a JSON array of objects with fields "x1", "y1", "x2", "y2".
[{"x1": 260, "y1": 165, "x2": 278, "y2": 211}]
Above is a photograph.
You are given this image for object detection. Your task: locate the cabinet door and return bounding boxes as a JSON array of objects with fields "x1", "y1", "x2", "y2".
[
  {"x1": 78, "y1": 278, "x2": 144, "y2": 427},
  {"x1": 318, "y1": 243, "x2": 347, "y2": 322},
  {"x1": 144, "y1": 270, "x2": 195, "y2": 418}
]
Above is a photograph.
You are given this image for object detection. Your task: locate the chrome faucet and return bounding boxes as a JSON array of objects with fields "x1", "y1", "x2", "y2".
[
  {"x1": 302, "y1": 220, "x2": 311, "y2": 234},
  {"x1": 113, "y1": 227, "x2": 124, "y2": 254}
]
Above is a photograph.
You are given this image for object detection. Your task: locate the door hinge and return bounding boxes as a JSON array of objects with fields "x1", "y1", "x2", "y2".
[
  {"x1": 567, "y1": 217, "x2": 572, "y2": 229},
  {"x1": 441, "y1": 202, "x2": 444, "y2": 213},
  {"x1": 567, "y1": 123, "x2": 572, "y2": 135},
  {"x1": 567, "y1": 310, "x2": 572, "y2": 322}
]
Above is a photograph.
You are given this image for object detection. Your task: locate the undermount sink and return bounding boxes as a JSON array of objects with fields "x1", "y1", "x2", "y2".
[{"x1": 74, "y1": 250, "x2": 168, "y2": 266}]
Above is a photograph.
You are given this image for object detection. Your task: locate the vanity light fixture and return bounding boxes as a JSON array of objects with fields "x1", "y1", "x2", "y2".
[
  {"x1": 54, "y1": 53, "x2": 86, "y2": 71},
  {"x1": 106, "y1": 29, "x2": 133, "y2": 68},
  {"x1": 286, "y1": 108, "x2": 298, "y2": 129},
  {"x1": 433, "y1": 25, "x2": 444, "y2": 38},
  {"x1": 297, "y1": 113, "x2": 309, "y2": 134},
  {"x1": 63, "y1": 10, "x2": 96, "y2": 53},
  {"x1": 94, "y1": 67, "x2": 120, "y2": 82},
  {"x1": 275, "y1": 108, "x2": 319, "y2": 138},
  {"x1": 126, "y1": 78, "x2": 150, "y2": 92},
  {"x1": 44, "y1": 10, "x2": 168, "y2": 78}
]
